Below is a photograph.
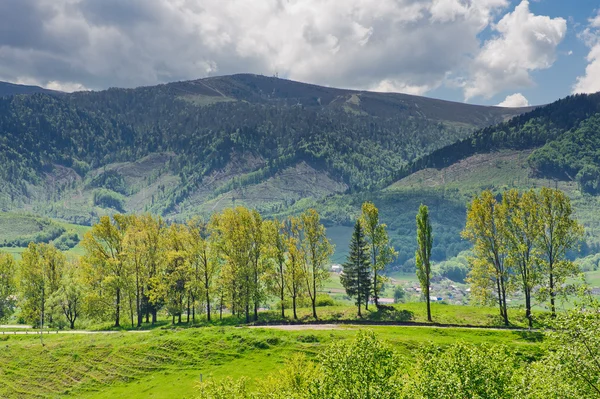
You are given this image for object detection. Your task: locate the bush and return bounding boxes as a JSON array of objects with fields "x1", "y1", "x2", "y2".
[
  {"x1": 315, "y1": 294, "x2": 335, "y2": 307},
  {"x1": 393, "y1": 286, "x2": 405, "y2": 303},
  {"x1": 93, "y1": 189, "x2": 125, "y2": 211},
  {"x1": 53, "y1": 231, "x2": 80, "y2": 251}
]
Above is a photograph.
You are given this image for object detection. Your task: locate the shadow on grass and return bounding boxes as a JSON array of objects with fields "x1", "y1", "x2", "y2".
[
  {"x1": 366, "y1": 305, "x2": 414, "y2": 322},
  {"x1": 513, "y1": 330, "x2": 545, "y2": 342}
]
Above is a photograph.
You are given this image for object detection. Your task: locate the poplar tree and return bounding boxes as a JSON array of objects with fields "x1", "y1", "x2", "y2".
[
  {"x1": 503, "y1": 190, "x2": 541, "y2": 328},
  {"x1": 537, "y1": 187, "x2": 584, "y2": 317},
  {"x1": 187, "y1": 218, "x2": 219, "y2": 322},
  {"x1": 0, "y1": 252, "x2": 17, "y2": 322},
  {"x1": 341, "y1": 220, "x2": 371, "y2": 317},
  {"x1": 301, "y1": 209, "x2": 334, "y2": 320},
  {"x1": 360, "y1": 202, "x2": 397, "y2": 308},
  {"x1": 264, "y1": 219, "x2": 288, "y2": 318},
  {"x1": 285, "y1": 216, "x2": 305, "y2": 320},
  {"x1": 462, "y1": 191, "x2": 511, "y2": 326},
  {"x1": 416, "y1": 204, "x2": 433, "y2": 322},
  {"x1": 51, "y1": 258, "x2": 84, "y2": 329},
  {"x1": 19, "y1": 243, "x2": 65, "y2": 327},
  {"x1": 82, "y1": 215, "x2": 133, "y2": 327}
]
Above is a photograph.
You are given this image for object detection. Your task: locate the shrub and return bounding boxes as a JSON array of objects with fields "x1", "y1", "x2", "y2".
[
  {"x1": 93, "y1": 189, "x2": 125, "y2": 211},
  {"x1": 315, "y1": 294, "x2": 335, "y2": 307}
]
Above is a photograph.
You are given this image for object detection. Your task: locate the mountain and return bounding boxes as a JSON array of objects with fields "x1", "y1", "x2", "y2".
[
  {"x1": 0, "y1": 74, "x2": 530, "y2": 230},
  {"x1": 313, "y1": 92, "x2": 600, "y2": 267},
  {"x1": 0, "y1": 81, "x2": 60, "y2": 97}
]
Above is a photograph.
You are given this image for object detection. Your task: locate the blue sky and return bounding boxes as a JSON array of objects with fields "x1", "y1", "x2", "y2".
[
  {"x1": 428, "y1": 0, "x2": 600, "y2": 106},
  {"x1": 0, "y1": 0, "x2": 599, "y2": 107}
]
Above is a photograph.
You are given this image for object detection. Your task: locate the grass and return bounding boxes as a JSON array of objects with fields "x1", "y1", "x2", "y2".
[{"x1": 0, "y1": 323, "x2": 545, "y2": 398}]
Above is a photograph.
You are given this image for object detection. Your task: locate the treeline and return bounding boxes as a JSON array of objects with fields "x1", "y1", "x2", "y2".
[
  {"x1": 0, "y1": 83, "x2": 474, "y2": 210},
  {"x1": 388, "y1": 92, "x2": 600, "y2": 185},
  {"x1": 463, "y1": 188, "x2": 583, "y2": 327},
  {"x1": 0, "y1": 207, "x2": 373, "y2": 328},
  {"x1": 529, "y1": 114, "x2": 600, "y2": 193}
]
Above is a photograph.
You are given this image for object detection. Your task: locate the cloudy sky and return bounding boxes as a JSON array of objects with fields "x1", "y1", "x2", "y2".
[{"x1": 1, "y1": 0, "x2": 598, "y2": 106}]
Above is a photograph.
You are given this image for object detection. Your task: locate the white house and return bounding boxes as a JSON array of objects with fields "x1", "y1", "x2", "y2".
[{"x1": 330, "y1": 264, "x2": 342, "y2": 273}]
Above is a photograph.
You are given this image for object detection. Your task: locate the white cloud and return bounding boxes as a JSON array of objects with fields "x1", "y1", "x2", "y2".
[
  {"x1": 0, "y1": 0, "x2": 513, "y2": 95},
  {"x1": 573, "y1": 44, "x2": 600, "y2": 94},
  {"x1": 573, "y1": 12, "x2": 600, "y2": 94},
  {"x1": 497, "y1": 93, "x2": 530, "y2": 107},
  {"x1": 464, "y1": 0, "x2": 567, "y2": 100}
]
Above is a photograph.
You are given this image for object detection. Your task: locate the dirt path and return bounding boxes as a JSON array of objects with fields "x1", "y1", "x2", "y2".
[
  {"x1": 0, "y1": 329, "x2": 151, "y2": 335},
  {"x1": 249, "y1": 324, "x2": 342, "y2": 331},
  {"x1": 249, "y1": 323, "x2": 534, "y2": 332}
]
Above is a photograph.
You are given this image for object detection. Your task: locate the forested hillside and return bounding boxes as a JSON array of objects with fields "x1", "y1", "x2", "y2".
[
  {"x1": 0, "y1": 75, "x2": 527, "y2": 231},
  {"x1": 5, "y1": 75, "x2": 600, "y2": 271},
  {"x1": 356, "y1": 92, "x2": 600, "y2": 269}
]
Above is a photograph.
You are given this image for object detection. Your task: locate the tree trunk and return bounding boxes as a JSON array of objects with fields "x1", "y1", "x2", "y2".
[
  {"x1": 495, "y1": 276, "x2": 506, "y2": 323},
  {"x1": 245, "y1": 303, "x2": 250, "y2": 324},
  {"x1": 280, "y1": 265, "x2": 285, "y2": 318},
  {"x1": 138, "y1": 287, "x2": 144, "y2": 327},
  {"x1": 373, "y1": 270, "x2": 378, "y2": 308},
  {"x1": 205, "y1": 279, "x2": 211, "y2": 322},
  {"x1": 130, "y1": 294, "x2": 134, "y2": 328},
  {"x1": 525, "y1": 289, "x2": 533, "y2": 329},
  {"x1": 152, "y1": 309, "x2": 157, "y2": 325},
  {"x1": 136, "y1": 272, "x2": 141, "y2": 327},
  {"x1": 187, "y1": 296, "x2": 191, "y2": 323},
  {"x1": 500, "y1": 279, "x2": 509, "y2": 326},
  {"x1": 115, "y1": 287, "x2": 121, "y2": 328},
  {"x1": 70, "y1": 320, "x2": 75, "y2": 329},
  {"x1": 549, "y1": 269, "x2": 556, "y2": 317},
  {"x1": 293, "y1": 295, "x2": 297, "y2": 319},
  {"x1": 312, "y1": 267, "x2": 318, "y2": 319},
  {"x1": 426, "y1": 275, "x2": 431, "y2": 322}
]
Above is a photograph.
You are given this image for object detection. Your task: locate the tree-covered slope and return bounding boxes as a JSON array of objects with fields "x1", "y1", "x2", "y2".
[
  {"x1": 341, "y1": 92, "x2": 600, "y2": 270},
  {"x1": 0, "y1": 74, "x2": 528, "y2": 223},
  {"x1": 0, "y1": 81, "x2": 59, "y2": 97}
]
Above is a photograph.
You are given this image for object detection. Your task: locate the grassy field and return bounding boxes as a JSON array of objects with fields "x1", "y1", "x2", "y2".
[{"x1": 0, "y1": 322, "x2": 545, "y2": 399}]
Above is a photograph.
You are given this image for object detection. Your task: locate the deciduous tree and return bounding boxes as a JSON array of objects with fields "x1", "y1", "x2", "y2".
[
  {"x1": 301, "y1": 209, "x2": 334, "y2": 319},
  {"x1": 0, "y1": 252, "x2": 16, "y2": 322},
  {"x1": 462, "y1": 191, "x2": 511, "y2": 326},
  {"x1": 360, "y1": 202, "x2": 397, "y2": 308},
  {"x1": 537, "y1": 187, "x2": 584, "y2": 317},
  {"x1": 416, "y1": 204, "x2": 433, "y2": 322}
]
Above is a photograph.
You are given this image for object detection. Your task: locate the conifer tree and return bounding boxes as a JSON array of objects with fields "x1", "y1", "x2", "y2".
[{"x1": 341, "y1": 221, "x2": 371, "y2": 317}]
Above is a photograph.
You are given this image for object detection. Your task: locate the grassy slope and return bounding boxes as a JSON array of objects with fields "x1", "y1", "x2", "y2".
[{"x1": 0, "y1": 321, "x2": 544, "y2": 399}]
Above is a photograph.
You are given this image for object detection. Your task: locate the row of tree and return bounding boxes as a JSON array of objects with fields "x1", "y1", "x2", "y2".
[
  {"x1": 462, "y1": 187, "x2": 583, "y2": 327},
  {"x1": 340, "y1": 203, "x2": 397, "y2": 316},
  {"x1": 0, "y1": 207, "x2": 356, "y2": 328}
]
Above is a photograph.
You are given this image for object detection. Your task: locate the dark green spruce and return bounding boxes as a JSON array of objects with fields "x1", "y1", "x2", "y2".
[{"x1": 341, "y1": 220, "x2": 371, "y2": 317}]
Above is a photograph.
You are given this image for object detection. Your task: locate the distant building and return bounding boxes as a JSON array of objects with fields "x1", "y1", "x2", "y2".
[{"x1": 330, "y1": 264, "x2": 342, "y2": 273}]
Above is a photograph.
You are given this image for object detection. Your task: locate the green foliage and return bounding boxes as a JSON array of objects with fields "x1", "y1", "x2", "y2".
[
  {"x1": 341, "y1": 221, "x2": 371, "y2": 315},
  {"x1": 88, "y1": 170, "x2": 127, "y2": 194},
  {"x1": 393, "y1": 286, "x2": 405, "y2": 303},
  {"x1": 416, "y1": 204, "x2": 433, "y2": 321},
  {"x1": 0, "y1": 252, "x2": 16, "y2": 322},
  {"x1": 309, "y1": 331, "x2": 403, "y2": 399},
  {"x1": 404, "y1": 343, "x2": 519, "y2": 399},
  {"x1": 0, "y1": 213, "x2": 65, "y2": 247},
  {"x1": 53, "y1": 230, "x2": 80, "y2": 251},
  {"x1": 528, "y1": 114, "x2": 600, "y2": 193},
  {"x1": 93, "y1": 189, "x2": 125, "y2": 211}
]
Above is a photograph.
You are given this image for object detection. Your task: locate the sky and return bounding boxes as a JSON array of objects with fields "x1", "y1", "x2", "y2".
[{"x1": 0, "y1": 0, "x2": 599, "y2": 107}]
